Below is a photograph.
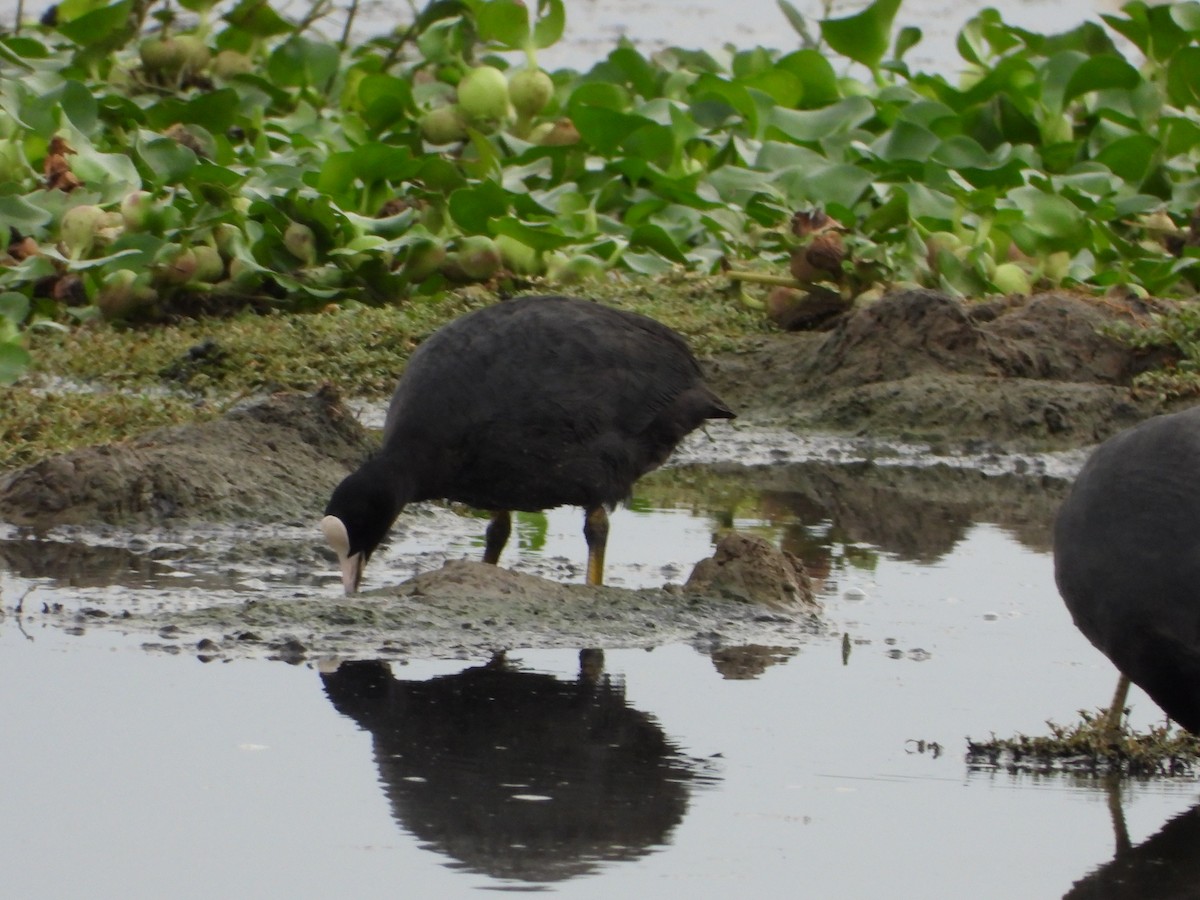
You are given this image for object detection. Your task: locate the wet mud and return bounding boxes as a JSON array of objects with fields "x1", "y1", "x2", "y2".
[
  {"x1": 708, "y1": 288, "x2": 1173, "y2": 449},
  {"x1": 0, "y1": 289, "x2": 1176, "y2": 658}
]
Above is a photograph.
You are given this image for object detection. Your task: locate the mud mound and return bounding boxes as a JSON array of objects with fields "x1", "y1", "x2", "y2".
[
  {"x1": 123, "y1": 555, "x2": 825, "y2": 661},
  {"x1": 806, "y1": 289, "x2": 1010, "y2": 387},
  {"x1": 684, "y1": 532, "x2": 816, "y2": 610},
  {"x1": 707, "y1": 289, "x2": 1173, "y2": 449},
  {"x1": 0, "y1": 386, "x2": 373, "y2": 529}
]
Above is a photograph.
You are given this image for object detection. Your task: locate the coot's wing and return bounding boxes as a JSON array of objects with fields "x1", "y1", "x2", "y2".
[
  {"x1": 381, "y1": 297, "x2": 728, "y2": 510},
  {"x1": 1055, "y1": 406, "x2": 1200, "y2": 732}
]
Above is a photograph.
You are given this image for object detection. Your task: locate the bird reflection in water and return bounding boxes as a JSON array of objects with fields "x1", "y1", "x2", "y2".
[
  {"x1": 1064, "y1": 784, "x2": 1200, "y2": 899},
  {"x1": 319, "y1": 651, "x2": 717, "y2": 883}
]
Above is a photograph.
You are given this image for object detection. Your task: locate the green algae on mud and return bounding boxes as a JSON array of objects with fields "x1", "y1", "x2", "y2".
[
  {"x1": 24, "y1": 278, "x2": 762, "y2": 397},
  {"x1": 3, "y1": 278, "x2": 765, "y2": 471},
  {"x1": 3, "y1": 283, "x2": 1177, "y2": 475}
]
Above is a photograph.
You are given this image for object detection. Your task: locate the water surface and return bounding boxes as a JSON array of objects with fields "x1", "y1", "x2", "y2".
[{"x1": 3, "y1": 454, "x2": 1198, "y2": 898}]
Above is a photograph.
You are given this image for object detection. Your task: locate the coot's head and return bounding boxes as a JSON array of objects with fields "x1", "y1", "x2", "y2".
[{"x1": 322, "y1": 464, "x2": 403, "y2": 595}]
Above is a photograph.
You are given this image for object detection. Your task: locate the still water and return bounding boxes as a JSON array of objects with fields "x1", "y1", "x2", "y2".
[
  {"x1": 527, "y1": 0, "x2": 1138, "y2": 73},
  {"x1": 0, "y1": 0, "x2": 1144, "y2": 73},
  {"x1": 2, "y1": 450, "x2": 1199, "y2": 899}
]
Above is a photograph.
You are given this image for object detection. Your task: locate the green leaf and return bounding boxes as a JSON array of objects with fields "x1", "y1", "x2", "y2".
[
  {"x1": 476, "y1": 0, "x2": 529, "y2": 50},
  {"x1": 489, "y1": 217, "x2": 574, "y2": 251},
  {"x1": 359, "y1": 75, "x2": 414, "y2": 132},
  {"x1": 70, "y1": 146, "x2": 142, "y2": 201},
  {"x1": 571, "y1": 106, "x2": 649, "y2": 155},
  {"x1": 767, "y1": 96, "x2": 874, "y2": 143},
  {"x1": 0, "y1": 196, "x2": 54, "y2": 232},
  {"x1": 792, "y1": 163, "x2": 874, "y2": 209},
  {"x1": 60, "y1": 81, "x2": 99, "y2": 134},
  {"x1": 448, "y1": 182, "x2": 510, "y2": 233},
  {"x1": 605, "y1": 46, "x2": 660, "y2": 99},
  {"x1": 532, "y1": 0, "x2": 566, "y2": 50},
  {"x1": 1167, "y1": 47, "x2": 1200, "y2": 108},
  {"x1": 955, "y1": 13, "x2": 988, "y2": 66},
  {"x1": 931, "y1": 138, "x2": 1026, "y2": 189},
  {"x1": 742, "y1": 69, "x2": 803, "y2": 108},
  {"x1": 896, "y1": 183, "x2": 956, "y2": 225},
  {"x1": 179, "y1": 89, "x2": 241, "y2": 132},
  {"x1": 872, "y1": 120, "x2": 940, "y2": 162},
  {"x1": 56, "y1": 0, "x2": 131, "y2": 47},
  {"x1": 1164, "y1": 116, "x2": 1200, "y2": 157},
  {"x1": 43, "y1": 246, "x2": 144, "y2": 270},
  {"x1": 755, "y1": 141, "x2": 828, "y2": 172},
  {"x1": 1172, "y1": 2, "x2": 1200, "y2": 33},
  {"x1": 689, "y1": 74, "x2": 758, "y2": 131},
  {"x1": 894, "y1": 26, "x2": 922, "y2": 61},
  {"x1": 1095, "y1": 134, "x2": 1159, "y2": 184},
  {"x1": 622, "y1": 121, "x2": 675, "y2": 168},
  {"x1": 351, "y1": 144, "x2": 420, "y2": 187},
  {"x1": 0, "y1": 341, "x2": 31, "y2": 385},
  {"x1": 9, "y1": 84, "x2": 58, "y2": 136},
  {"x1": 0, "y1": 292, "x2": 30, "y2": 325},
  {"x1": 628, "y1": 223, "x2": 687, "y2": 263},
  {"x1": 138, "y1": 137, "x2": 198, "y2": 184},
  {"x1": 1103, "y1": 2, "x2": 1189, "y2": 61},
  {"x1": 416, "y1": 157, "x2": 466, "y2": 193},
  {"x1": 1007, "y1": 187, "x2": 1082, "y2": 247},
  {"x1": 187, "y1": 159, "x2": 245, "y2": 192},
  {"x1": 224, "y1": 0, "x2": 294, "y2": 37},
  {"x1": 0, "y1": 38, "x2": 36, "y2": 71},
  {"x1": 776, "y1": 50, "x2": 840, "y2": 108},
  {"x1": 820, "y1": 0, "x2": 902, "y2": 71},
  {"x1": 268, "y1": 36, "x2": 340, "y2": 88},
  {"x1": 1063, "y1": 55, "x2": 1141, "y2": 104},
  {"x1": 567, "y1": 81, "x2": 630, "y2": 113},
  {"x1": 55, "y1": 0, "x2": 110, "y2": 18}
]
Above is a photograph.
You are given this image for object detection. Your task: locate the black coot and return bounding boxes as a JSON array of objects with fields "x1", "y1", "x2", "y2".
[
  {"x1": 1054, "y1": 406, "x2": 1200, "y2": 732},
  {"x1": 322, "y1": 295, "x2": 735, "y2": 593}
]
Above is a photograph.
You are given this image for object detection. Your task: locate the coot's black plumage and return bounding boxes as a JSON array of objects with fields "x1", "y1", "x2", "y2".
[
  {"x1": 1054, "y1": 406, "x2": 1200, "y2": 733},
  {"x1": 322, "y1": 295, "x2": 734, "y2": 593}
]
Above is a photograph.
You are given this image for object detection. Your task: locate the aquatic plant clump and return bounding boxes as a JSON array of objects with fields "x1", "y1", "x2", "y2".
[
  {"x1": 966, "y1": 708, "x2": 1200, "y2": 778},
  {"x1": 4, "y1": 0, "x2": 1200, "y2": 385}
]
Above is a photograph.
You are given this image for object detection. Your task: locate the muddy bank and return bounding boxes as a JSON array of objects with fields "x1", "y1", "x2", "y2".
[
  {"x1": 0, "y1": 289, "x2": 1167, "y2": 531},
  {"x1": 0, "y1": 287, "x2": 1176, "y2": 658},
  {"x1": 20, "y1": 557, "x2": 822, "y2": 663},
  {"x1": 707, "y1": 289, "x2": 1173, "y2": 450},
  {"x1": 0, "y1": 385, "x2": 372, "y2": 529}
]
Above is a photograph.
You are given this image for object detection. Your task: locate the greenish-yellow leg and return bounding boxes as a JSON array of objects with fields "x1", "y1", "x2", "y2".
[
  {"x1": 583, "y1": 506, "x2": 609, "y2": 586},
  {"x1": 1103, "y1": 673, "x2": 1131, "y2": 739}
]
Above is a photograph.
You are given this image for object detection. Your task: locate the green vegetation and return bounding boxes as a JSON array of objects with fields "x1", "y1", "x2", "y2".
[
  {"x1": 5, "y1": 0, "x2": 1200, "y2": 460},
  {"x1": 0, "y1": 386, "x2": 224, "y2": 468},
  {"x1": 968, "y1": 707, "x2": 1200, "y2": 777},
  {"x1": 24, "y1": 273, "x2": 757, "y2": 389},
  {"x1": 0, "y1": 277, "x2": 761, "y2": 469},
  {"x1": 2, "y1": 0, "x2": 1200, "y2": 386}
]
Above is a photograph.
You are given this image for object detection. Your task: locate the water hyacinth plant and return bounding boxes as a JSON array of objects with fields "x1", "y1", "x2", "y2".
[{"x1": 2, "y1": 0, "x2": 1200, "y2": 384}]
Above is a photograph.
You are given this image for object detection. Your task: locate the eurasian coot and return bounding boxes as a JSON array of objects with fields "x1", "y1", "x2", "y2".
[
  {"x1": 322, "y1": 295, "x2": 734, "y2": 593},
  {"x1": 1054, "y1": 406, "x2": 1200, "y2": 733}
]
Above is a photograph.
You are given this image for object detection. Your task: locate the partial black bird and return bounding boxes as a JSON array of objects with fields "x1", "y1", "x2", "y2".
[
  {"x1": 322, "y1": 295, "x2": 734, "y2": 593},
  {"x1": 1054, "y1": 406, "x2": 1200, "y2": 733}
]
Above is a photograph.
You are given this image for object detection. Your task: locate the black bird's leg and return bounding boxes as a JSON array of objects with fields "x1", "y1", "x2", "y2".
[
  {"x1": 1102, "y1": 673, "x2": 1131, "y2": 740},
  {"x1": 483, "y1": 510, "x2": 511, "y2": 564},
  {"x1": 583, "y1": 506, "x2": 609, "y2": 586}
]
